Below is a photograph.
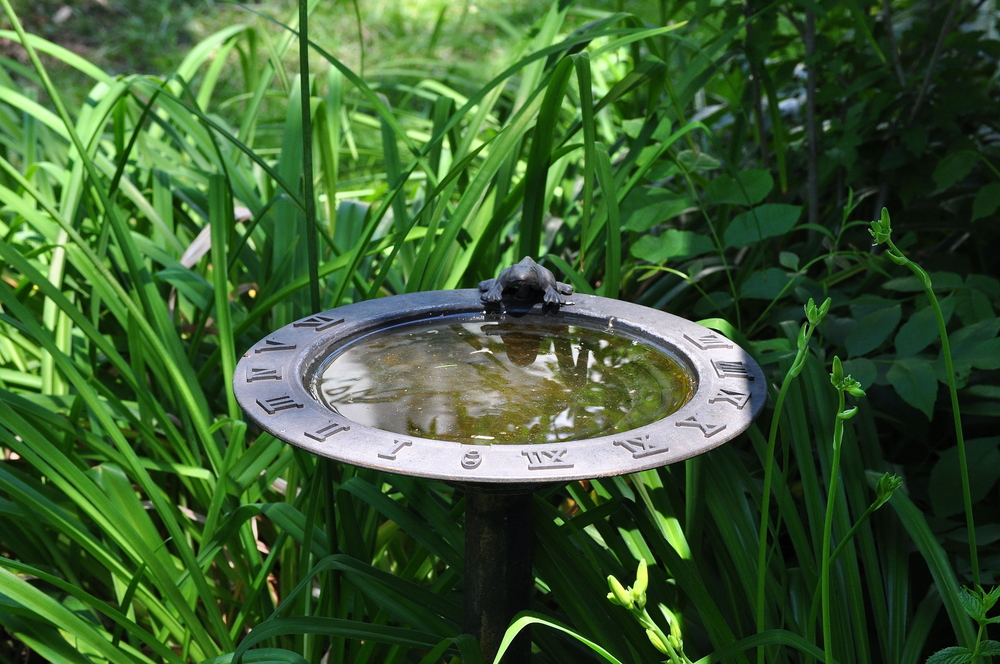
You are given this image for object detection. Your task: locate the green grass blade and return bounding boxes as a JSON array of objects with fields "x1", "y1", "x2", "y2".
[
  {"x1": 595, "y1": 142, "x2": 621, "y2": 297},
  {"x1": 517, "y1": 55, "x2": 573, "y2": 260}
]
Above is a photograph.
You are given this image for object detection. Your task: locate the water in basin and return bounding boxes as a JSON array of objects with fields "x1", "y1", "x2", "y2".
[{"x1": 310, "y1": 317, "x2": 694, "y2": 445}]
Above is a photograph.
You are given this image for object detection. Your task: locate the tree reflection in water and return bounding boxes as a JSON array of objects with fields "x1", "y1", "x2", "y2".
[{"x1": 312, "y1": 318, "x2": 693, "y2": 445}]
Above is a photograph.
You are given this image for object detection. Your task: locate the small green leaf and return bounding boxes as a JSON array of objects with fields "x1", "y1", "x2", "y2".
[
  {"x1": 846, "y1": 304, "x2": 902, "y2": 356},
  {"x1": 623, "y1": 195, "x2": 693, "y2": 232},
  {"x1": 978, "y1": 640, "x2": 1000, "y2": 656},
  {"x1": 924, "y1": 646, "x2": 976, "y2": 664},
  {"x1": 895, "y1": 296, "x2": 954, "y2": 357},
  {"x1": 704, "y1": 168, "x2": 773, "y2": 206},
  {"x1": 676, "y1": 150, "x2": 721, "y2": 172},
  {"x1": 971, "y1": 337, "x2": 1000, "y2": 370},
  {"x1": 887, "y1": 357, "x2": 938, "y2": 419},
  {"x1": 933, "y1": 150, "x2": 977, "y2": 191},
  {"x1": 954, "y1": 287, "x2": 995, "y2": 325},
  {"x1": 957, "y1": 587, "x2": 982, "y2": 621},
  {"x1": 740, "y1": 268, "x2": 798, "y2": 300},
  {"x1": 629, "y1": 230, "x2": 714, "y2": 263},
  {"x1": 930, "y1": 438, "x2": 1000, "y2": 517},
  {"x1": 724, "y1": 204, "x2": 802, "y2": 248},
  {"x1": 983, "y1": 585, "x2": 1000, "y2": 612},
  {"x1": 972, "y1": 182, "x2": 1000, "y2": 222},
  {"x1": 950, "y1": 318, "x2": 1000, "y2": 368},
  {"x1": 622, "y1": 118, "x2": 645, "y2": 138},
  {"x1": 779, "y1": 251, "x2": 799, "y2": 271}
]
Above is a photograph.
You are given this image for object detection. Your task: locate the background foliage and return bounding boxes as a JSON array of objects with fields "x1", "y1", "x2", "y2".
[{"x1": 0, "y1": 0, "x2": 999, "y2": 662}]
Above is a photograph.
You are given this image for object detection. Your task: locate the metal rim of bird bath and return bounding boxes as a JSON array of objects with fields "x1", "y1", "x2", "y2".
[
  {"x1": 233, "y1": 263, "x2": 765, "y2": 664},
  {"x1": 233, "y1": 291, "x2": 765, "y2": 483}
]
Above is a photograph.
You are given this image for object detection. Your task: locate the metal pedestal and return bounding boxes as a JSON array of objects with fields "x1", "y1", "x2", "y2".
[{"x1": 463, "y1": 490, "x2": 533, "y2": 664}]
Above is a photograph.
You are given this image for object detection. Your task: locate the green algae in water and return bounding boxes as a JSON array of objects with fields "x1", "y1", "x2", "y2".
[{"x1": 311, "y1": 318, "x2": 694, "y2": 445}]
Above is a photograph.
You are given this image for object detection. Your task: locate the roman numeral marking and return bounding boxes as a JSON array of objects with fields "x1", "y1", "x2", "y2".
[
  {"x1": 255, "y1": 339, "x2": 297, "y2": 353},
  {"x1": 684, "y1": 332, "x2": 733, "y2": 350},
  {"x1": 675, "y1": 415, "x2": 726, "y2": 438},
  {"x1": 613, "y1": 435, "x2": 670, "y2": 459},
  {"x1": 304, "y1": 421, "x2": 351, "y2": 441},
  {"x1": 378, "y1": 440, "x2": 412, "y2": 460},
  {"x1": 709, "y1": 388, "x2": 751, "y2": 410},
  {"x1": 256, "y1": 394, "x2": 303, "y2": 414},
  {"x1": 293, "y1": 315, "x2": 344, "y2": 332},
  {"x1": 522, "y1": 449, "x2": 573, "y2": 470},
  {"x1": 246, "y1": 367, "x2": 281, "y2": 382},
  {"x1": 461, "y1": 450, "x2": 482, "y2": 470},
  {"x1": 712, "y1": 359, "x2": 753, "y2": 380}
]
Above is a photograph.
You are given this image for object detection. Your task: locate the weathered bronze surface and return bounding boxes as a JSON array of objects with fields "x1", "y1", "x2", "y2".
[{"x1": 478, "y1": 256, "x2": 574, "y2": 306}]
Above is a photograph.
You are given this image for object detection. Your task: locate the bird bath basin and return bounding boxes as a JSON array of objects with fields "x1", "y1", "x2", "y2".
[{"x1": 234, "y1": 262, "x2": 765, "y2": 662}]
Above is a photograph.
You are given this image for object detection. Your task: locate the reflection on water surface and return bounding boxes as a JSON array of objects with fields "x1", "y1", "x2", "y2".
[{"x1": 311, "y1": 319, "x2": 693, "y2": 445}]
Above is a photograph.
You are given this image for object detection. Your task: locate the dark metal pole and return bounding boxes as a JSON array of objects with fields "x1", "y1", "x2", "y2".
[{"x1": 463, "y1": 490, "x2": 534, "y2": 664}]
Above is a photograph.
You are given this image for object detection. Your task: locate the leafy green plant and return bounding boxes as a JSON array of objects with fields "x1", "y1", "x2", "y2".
[
  {"x1": 925, "y1": 586, "x2": 1000, "y2": 664},
  {"x1": 0, "y1": 0, "x2": 998, "y2": 663},
  {"x1": 606, "y1": 559, "x2": 692, "y2": 664}
]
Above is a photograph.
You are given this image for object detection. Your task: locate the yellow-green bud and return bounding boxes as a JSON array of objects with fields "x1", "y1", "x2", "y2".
[
  {"x1": 607, "y1": 575, "x2": 633, "y2": 609},
  {"x1": 631, "y1": 559, "x2": 648, "y2": 608},
  {"x1": 646, "y1": 628, "x2": 668, "y2": 654}
]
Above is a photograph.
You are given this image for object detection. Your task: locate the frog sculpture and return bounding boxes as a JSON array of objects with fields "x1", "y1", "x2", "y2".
[{"x1": 478, "y1": 256, "x2": 574, "y2": 306}]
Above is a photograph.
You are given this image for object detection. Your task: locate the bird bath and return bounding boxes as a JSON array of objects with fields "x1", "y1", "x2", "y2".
[{"x1": 233, "y1": 260, "x2": 765, "y2": 663}]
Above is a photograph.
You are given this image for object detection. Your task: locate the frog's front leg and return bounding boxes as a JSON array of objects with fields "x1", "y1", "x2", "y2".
[
  {"x1": 543, "y1": 285, "x2": 569, "y2": 305},
  {"x1": 478, "y1": 279, "x2": 504, "y2": 303}
]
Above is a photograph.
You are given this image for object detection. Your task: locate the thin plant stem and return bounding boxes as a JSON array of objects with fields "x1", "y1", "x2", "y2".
[
  {"x1": 755, "y1": 298, "x2": 829, "y2": 664},
  {"x1": 299, "y1": 0, "x2": 321, "y2": 312},
  {"x1": 888, "y1": 245, "x2": 978, "y2": 585},
  {"x1": 820, "y1": 357, "x2": 864, "y2": 664},
  {"x1": 821, "y1": 388, "x2": 846, "y2": 664},
  {"x1": 805, "y1": 472, "x2": 902, "y2": 636},
  {"x1": 872, "y1": 208, "x2": 979, "y2": 587}
]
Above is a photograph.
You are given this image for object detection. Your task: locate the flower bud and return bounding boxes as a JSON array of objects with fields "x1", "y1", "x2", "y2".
[
  {"x1": 635, "y1": 559, "x2": 648, "y2": 594},
  {"x1": 874, "y1": 472, "x2": 903, "y2": 509},
  {"x1": 869, "y1": 208, "x2": 892, "y2": 245},
  {"x1": 632, "y1": 559, "x2": 648, "y2": 608},
  {"x1": 797, "y1": 323, "x2": 808, "y2": 351},
  {"x1": 646, "y1": 628, "x2": 668, "y2": 654},
  {"x1": 831, "y1": 356, "x2": 844, "y2": 384},
  {"x1": 607, "y1": 575, "x2": 633, "y2": 609}
]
